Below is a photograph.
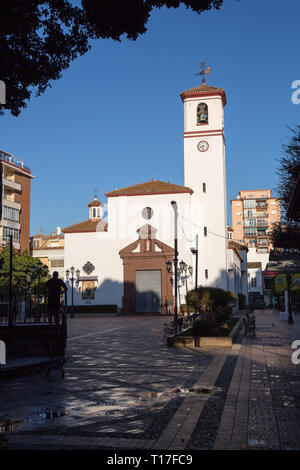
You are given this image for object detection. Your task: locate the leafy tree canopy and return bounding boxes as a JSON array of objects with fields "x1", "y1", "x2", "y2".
[
  {"x1": 276, "y1": 125, "x2": 300, "y2": 221},
  {"x1": 0, "y1": 0, "x2": 225, "y2": 116},
  {"x1": 0, "y1": 246, "x2": 49, "y2": 289}
]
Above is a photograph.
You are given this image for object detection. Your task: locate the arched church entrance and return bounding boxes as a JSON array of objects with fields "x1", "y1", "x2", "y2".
[{"x1": 119, "y1": 225, "x2": 174, "y2": 314}]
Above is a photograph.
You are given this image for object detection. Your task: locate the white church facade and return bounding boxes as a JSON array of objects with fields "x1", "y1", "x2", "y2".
[{"x1": 63, "y1": 81, "x2": 248, "y2": 313}]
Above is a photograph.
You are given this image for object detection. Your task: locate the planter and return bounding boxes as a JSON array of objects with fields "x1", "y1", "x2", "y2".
[{"x1": 167, "y1": 317, "x2": 243, "y2": 348}]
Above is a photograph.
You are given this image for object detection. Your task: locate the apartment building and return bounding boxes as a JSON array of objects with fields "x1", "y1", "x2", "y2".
[
  {"x1": 0, "y1": 149, "x2": 34, "y2": 251},
  {"x1": 231, "y1": 189, "x2": 281, "y2": 299},
  {"x1": 30, "y1": 227, "x2": 64, "y2": 278},
  {"x1": 231, "y1": 190, "x2": 281, "y2": 255}
]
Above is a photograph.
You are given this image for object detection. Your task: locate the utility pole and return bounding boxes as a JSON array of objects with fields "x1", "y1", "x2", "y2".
[
  {"x1": 191, "y1": 234, "x2": 198, "y2": 290},
  {"x1": 171, "y1": 201, "x2": 178, "y2": 336}
]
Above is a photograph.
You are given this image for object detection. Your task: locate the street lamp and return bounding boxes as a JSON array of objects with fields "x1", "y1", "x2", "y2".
[
  {"x1": 65, "y1": 266, "x2": 80, "y2": 318},
  {"x1": 285, "y1": 265, "x2": 294, "y2": 325},
  {"x1": 190, "y1": 234, "x2": 199, "y2": 289},
  {"x1": 179, "y1": 260, "x2": 193, "y2": 296}
]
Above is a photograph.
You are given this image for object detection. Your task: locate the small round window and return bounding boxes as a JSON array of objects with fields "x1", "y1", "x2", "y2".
[{"x1": 142, "y1": 207, "x2": 153, "y2": 220}]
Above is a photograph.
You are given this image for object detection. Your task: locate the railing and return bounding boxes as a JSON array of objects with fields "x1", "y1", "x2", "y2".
[
  {"x1": 0, "y1": 150, "x2": 31, "y2": 171},
  {"x1": 0, "y1": 289, "x2": 66, "y2": 325},
  {"x1": 163, "y1": 312, "x2": 202, "y2": 337}
]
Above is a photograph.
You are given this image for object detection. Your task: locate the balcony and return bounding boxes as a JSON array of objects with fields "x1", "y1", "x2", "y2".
[
  {"x1": 256, "y1": 203, "x2": 268, "y2": 209},
  {"x1": 2, "y1": 198, "x2": 21, "y2": 211},
  {"x1": 2, "y1": 177, "x2": 21, "y2": 192}
]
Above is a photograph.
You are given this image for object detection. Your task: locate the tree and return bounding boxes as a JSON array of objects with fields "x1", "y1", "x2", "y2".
[
  {"x1": 276, "y1": 125, "x2": 300, "y2": 221},
  {"x1": 0, "y1": 0, "x2": 225, "y2": 116},
  {"x1": 0, "y1": 246, "x2": 49, "y2": 289},
  {"x1": 269, "y1": 125, "x2": 300, "y2": 247}
]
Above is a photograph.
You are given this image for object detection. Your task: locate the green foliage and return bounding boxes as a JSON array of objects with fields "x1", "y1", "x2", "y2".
[
  {"x1": 186, "y1": 286, "x2": 236, "y2": 323},
  {"x1": 180, "y1": 303, "x2": 195, "y2": 313},
  {"x1": 238, "y1": 293, "x2": 246, "y2": 309},
  {"x1": 0, "y1": 246, "x2": 49, "y2": 289},
  {"x1": 0, "y1": 0, "x2": 225, "y2": 116},
  {"x1": 276, "y1": 125, "x2": 300, "y2": 221}
]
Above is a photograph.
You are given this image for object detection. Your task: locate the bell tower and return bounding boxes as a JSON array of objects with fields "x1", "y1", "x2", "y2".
[{"x1": 180, "y1": 66, "x2": 228, "y2": 289}]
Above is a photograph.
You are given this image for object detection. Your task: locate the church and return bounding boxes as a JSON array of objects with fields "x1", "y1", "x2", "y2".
[{"x1": 63, "y1": 73, "x2": 248, "y2": 313}]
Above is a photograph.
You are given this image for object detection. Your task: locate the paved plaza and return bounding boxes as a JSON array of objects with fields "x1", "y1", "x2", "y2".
[{"x1": 1, "y1": 310, "x2": 300, "y2": 450}]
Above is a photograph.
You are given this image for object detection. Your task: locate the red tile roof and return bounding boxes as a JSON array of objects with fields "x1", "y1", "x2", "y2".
[
  {"x1": 88, "y1": 197, "x2": 104, "y2": 207},
  {"x1": 63, "y1": 219, "x2": 107, "y2": 233},
  {"x1": 105, "y1": 180, "x2": 193, "y2": 197},
  {"x1": 180, "y1": 83, "x2": 227, "y2": 105}
]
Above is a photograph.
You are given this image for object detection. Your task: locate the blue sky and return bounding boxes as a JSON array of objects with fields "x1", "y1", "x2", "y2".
[{"x1": 1, "y1": 0, "x2": 299, "y2": 235}]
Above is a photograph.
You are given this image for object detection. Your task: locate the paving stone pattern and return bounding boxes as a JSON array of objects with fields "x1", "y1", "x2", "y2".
[{"x1": 1, "y1": 311, "x2": 300, "y2": 450}]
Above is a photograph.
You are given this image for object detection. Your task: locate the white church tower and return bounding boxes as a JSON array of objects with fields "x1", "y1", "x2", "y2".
[{"x1": 180, "y1": 66, "x2": 228, "y2": 289}]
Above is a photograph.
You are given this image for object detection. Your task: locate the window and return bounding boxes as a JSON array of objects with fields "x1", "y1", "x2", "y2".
[
  {"x1": 50, "y1": 259, "x2": 64, "y2": 268},
  {"x1": 238, "y1": 239, "x2": 243, "y2": 243},
  {"x1": 251, "y1": 277, "x2": 257, "y2": 287},
  {"x1": 202, "y1": 183, "x2": 206, "y2": 193},
  {"x1": 271, "y1": 210, "x2": 276, "y2": 214},
  {"x1": 236, "y1": 221, "x2": 241, "y2": 225},
  {"x1": 235, "y1": 202, "x2": 241, "y2": 206},
  {"x1": 257, "y1": 248, "x2": 268, "y2": 254},
  {"x1": 244, "y1": 200, "x2": 256, "y2": 209},
  {"x1": 142, "y1": 207, "x2": 153, "y2": 220},
  {"x1": 256, "y1": 218, "x2": 268, "y2": 227},
  {"x1": 248, "y1": 239, "x2": 256, "y2": 247},
  {"x1": 197, "y1": 103, "x2": 208, "y2": 124},
  {"x1": 2, "y1": 227, "x2": 19, "y2": 241},
  {"x1": 245, "y1": 218, "x2": 256, "y2": 227},
  {"x1": 205, "y1": 269, "x2": 208, "y2": 279},
  {"x1": 3, "y1": 206, "x2": 19, "y2": 222},
  {"x1": 271, "y1": 201, "x2": 276, "y2": 205},
  {"x1": 32, "y1": 239, "x2": 40, "y2": 248},
  {"x1": 204, "y1": 226, "x2": 207, "y2": 237},
  {"x1": 244, "y1": 209, "x2": 256, "y2": 217},
  {"x1": 245, "y1": 227, "x2": 257, "y2": 236}
]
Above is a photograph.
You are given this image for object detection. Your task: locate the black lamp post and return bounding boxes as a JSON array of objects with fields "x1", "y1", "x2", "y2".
[
  {"x1": 285, "y1": 265, "x2": 294, "y2": 325},
  {"x1": 65, "y1": 266, "x2": 80, "y2": 318},
  {"x1": 171, "y1": 201, "x2": 179, "y2": 335},
  {"x1": 190, "y1": 234, "x2": 199, "y2": 289}
]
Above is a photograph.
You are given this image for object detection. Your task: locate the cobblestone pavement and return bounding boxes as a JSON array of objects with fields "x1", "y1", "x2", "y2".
[
  {"x1": 0, "y1": 315, "x2": 220, "y2": 449},
  {"x1": 1, "y1": 310, "x2": 300, "y2": 450}
]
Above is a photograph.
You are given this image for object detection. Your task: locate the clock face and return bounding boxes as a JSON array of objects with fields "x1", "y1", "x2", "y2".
[{"x1": 197, "y1": 140, "x2": 209, "y2": 152}]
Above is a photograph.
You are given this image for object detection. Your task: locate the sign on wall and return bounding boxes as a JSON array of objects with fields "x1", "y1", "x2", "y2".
[
  {"x1": 291, "y1": 274, "x2": 300, "y2": 291},
  {"x1": 82, "y1": 280, "x2": 95, "y2": 300},
  {"x1": 274, "y1": 274, "x2": 287, "y2": 293}
]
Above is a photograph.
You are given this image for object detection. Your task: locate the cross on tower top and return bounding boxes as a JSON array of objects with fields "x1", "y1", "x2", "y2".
[{"x1": 195, "y1": 62, "x2": 211, "y2": 85}]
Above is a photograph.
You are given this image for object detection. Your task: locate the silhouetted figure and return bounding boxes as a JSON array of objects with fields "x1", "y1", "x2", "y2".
[{"x1": 45, "y1": 271, "x2": 67, "y2": 326}]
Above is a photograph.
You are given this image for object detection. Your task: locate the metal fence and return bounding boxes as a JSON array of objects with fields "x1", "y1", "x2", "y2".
[{"x1": 0, "y1": 289, "x2": 66, "y2": 325}]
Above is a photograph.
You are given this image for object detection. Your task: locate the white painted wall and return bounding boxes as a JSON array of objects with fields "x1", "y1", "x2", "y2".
[{"x1": 247, "y1": 247, "x2": 269, "y2": 270}]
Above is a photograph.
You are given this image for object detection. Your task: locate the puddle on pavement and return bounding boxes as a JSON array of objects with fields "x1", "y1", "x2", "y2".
[{"x1": 0, "y1": 407, "x2": 69, "y2": 432}]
